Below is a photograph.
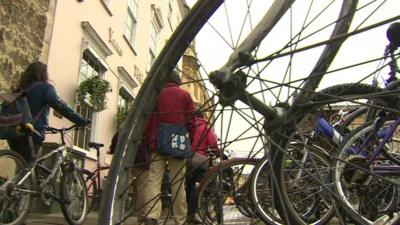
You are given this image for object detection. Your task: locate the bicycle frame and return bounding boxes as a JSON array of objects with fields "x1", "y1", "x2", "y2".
[
  {"x1": 315, "y1": 116, "x2": 344, "y2": 145},
  {"x1": 16, "y1": 145, "x2": 70, "y2": 193},
  {"x1": 316, "y1": 112, "x2": 400, "y2": 177},
  {"x1": 16, "y1": 125, "x2": 80, "y2": 198},
  {"x1": 354, "y1": 116, "x2": 400, "y2": 174},
  {"x1": 90, "y1": 165, "x2": 110, "y2": 189}
]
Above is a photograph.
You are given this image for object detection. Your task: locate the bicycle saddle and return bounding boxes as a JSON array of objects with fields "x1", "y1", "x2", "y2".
[{"x1": 88, "y1": 142, "x2": 104, "y2": 149}]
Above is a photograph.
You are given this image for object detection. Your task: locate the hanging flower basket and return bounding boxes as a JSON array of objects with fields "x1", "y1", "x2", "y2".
[{"x1": 77, "y1": 76, "x2": 112, "y2": 112}]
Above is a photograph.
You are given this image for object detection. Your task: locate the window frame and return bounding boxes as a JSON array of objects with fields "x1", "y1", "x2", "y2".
[{"x1": 124, "y1": 0, "x2": 139, "y2": 49}]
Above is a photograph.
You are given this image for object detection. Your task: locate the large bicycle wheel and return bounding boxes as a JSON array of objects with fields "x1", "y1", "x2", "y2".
[
  {"x1": 60, "y1": 167, "x2": 88, "y2": 225},
  {"x1": 0, "y1": 150, "x2": 32, "y2": 225},
  {"x1": 99, "y1": 0, "x2": 400, "y2": 224},
  {"x1": 197, "y1": 158, "x2": 259, "y2": 225},
  {"x1": 333, "y1": 120, "x2": 400, "y2": 224}
]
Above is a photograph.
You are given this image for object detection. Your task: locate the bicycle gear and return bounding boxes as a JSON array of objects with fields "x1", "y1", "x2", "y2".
[
  {"x1": 341, "y1": 155, "x2": 372, "y2": 190},
  {"x1": 40, "y1": 182, "x2": 55, "y2": 206}
]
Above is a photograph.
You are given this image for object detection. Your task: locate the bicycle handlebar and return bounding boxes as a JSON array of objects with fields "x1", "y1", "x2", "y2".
[{"x1": 46, "y1": 124, "x2": 81, "y2": 134}]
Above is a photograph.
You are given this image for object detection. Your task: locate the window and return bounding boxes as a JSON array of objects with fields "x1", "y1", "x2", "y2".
[
  {"x1": 124, "y1": 0, "x2": 139, "y2": 48},
  {"x1": 79, "y1": 52, "x2": 100, "y2": 81},
  {"x1": 147, "y1": 23, "x2": 158, "y2": 70},
  {"x1": 167, "y1": 0, "x2": 174, "y2": 30},
  {"x1": 117, "y1": 66, "x2": 137, "y2": 124},
  {"x1": 74, "y1": 104, "x2": 93, "y2": 149},
  {"x1": 118, "y1": 88, "x2": 134, "y2": 111},
  {"x1": 147, "y1": 5, "x2": 164, "y2": 71},
  {"x1": 74, "y1": 50, "x2": 105, "y2": 149}
]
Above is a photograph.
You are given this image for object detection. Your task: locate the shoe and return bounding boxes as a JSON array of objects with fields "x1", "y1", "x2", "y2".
[
  {"x1": 186, "y1": 215, "x2": 202, "y2": 224},
  {"x1": 144, "y1": 218, "x2": 158, "y2": 225}
]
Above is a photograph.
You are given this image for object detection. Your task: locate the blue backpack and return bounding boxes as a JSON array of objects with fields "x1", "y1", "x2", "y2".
[
  {"x1": 157, "y1": 123, "x2": 191, "y2": 159},
  {"x1": 0, "y1": 92, "x2": 34, "y2": 139}
]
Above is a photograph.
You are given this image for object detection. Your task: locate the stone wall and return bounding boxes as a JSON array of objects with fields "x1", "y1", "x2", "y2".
[
  {"x1": 0, "y1": 0, "x2": 51, "y2": 91},
  {"x1": 0, "y1": 0, "x2": 52, "y2": 148}
]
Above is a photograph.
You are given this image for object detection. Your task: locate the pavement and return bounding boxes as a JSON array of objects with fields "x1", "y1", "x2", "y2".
[
  {"x1": 27, "y1": 212, "x2": 101, "y2": 225},
  {"x1": 25, "y1": 211, "x2": 260, "y2": 225},
  {"x1": 26, "y1": 212, "x2": 229, "y2": 225},
  {"x1": 26, "y1": 212, "x2": 355, "y2": 225},
  {"x1": 26, "y1": 212, "x2": 138, "y2": 225}
]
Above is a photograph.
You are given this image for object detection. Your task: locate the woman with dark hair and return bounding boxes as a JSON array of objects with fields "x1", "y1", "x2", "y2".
[
  {"x1": 7, "y1": 61, "x2": 89, "y2": 161},
  {"x1": 13, "y1": 61, "x2": 49, "y2": 92}
]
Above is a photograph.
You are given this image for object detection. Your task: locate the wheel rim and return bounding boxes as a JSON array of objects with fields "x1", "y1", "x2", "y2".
[
  {"x1": 197, "y1": 159, "x2": 258, "y2": 224},
  {"x1": 64, "y1": 172, "x2": 87, "y2": 223}
]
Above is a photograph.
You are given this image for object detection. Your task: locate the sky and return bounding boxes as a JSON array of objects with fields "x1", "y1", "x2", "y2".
[
  {"x1": 182, "y1": 0, "x2": 399, "y2": 158},
  {"x1": 184, "y1": 0, "x2": 399, "y2": 88}
]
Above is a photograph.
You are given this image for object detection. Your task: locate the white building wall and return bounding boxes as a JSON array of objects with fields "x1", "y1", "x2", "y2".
[{"x1": 46, "y1": 0, "x2": 188, "y2": 167}]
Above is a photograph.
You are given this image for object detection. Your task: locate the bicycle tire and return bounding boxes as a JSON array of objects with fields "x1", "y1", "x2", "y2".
[
  {"x1": 197, "y1": 158, "x2": 259, "y2": 225},
  {"x1": 251, "y1": 143, "x2": 333, "y2": 225},
  {"x1": 333, "y1": 120, "x2": 400, "y2": 224},
  {"x1": 82, "y1": 169, "x2": 98, "y2": 213},
  {"x1": 341, "y1": 106, "x2": 369, "y2": 128},
  {"x1": 98, "y1": 0, "x2": 397, "y2": 224},
  {"x1": 60, "y1": 167, "x2": 88, "y2": 225},
  {"x1": 0, "y1": 150, "x2": 32, "y2": 225},
  {"x1": 313, "y1": 83, "x2": 386, "y2": 132},
  {"x1": 312, "y1": 83, "x2": 385, "y2": 102}
]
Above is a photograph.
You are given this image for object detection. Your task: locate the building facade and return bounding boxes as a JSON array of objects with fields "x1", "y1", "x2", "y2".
[
  {"x1": 45, "y1": 0, "x2": 191, "y2": 167},
  {"x1": 0, "y1": 0, "x2": 203, "y2": 169}
]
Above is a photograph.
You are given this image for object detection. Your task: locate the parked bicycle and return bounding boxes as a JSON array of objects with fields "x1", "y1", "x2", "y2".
[
  {"x1": 331, "y1": 23, "x2": 400, "y2": 225},
  {"x1": 250, "y1": 80, "x2": 398, "y2": 224},
  {"x1": 82, "y1": 142, "x2": 108, "y2": 213},
  {"x1": 197, "y1": 153, "x2": 260, "y2": 225},
  {"x1": 0, "y1": 124, "x2": 88, "y2": 225},
  {"x1": 83, "y1": 142, "x2": 136, "y2": 215}
]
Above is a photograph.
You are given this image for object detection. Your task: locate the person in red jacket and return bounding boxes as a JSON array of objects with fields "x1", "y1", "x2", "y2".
[
  {"x1": 191, "y1": 114, "x2": 219, "y2": 157},
  {"x1": 186, "y1": 113, "x2": 220, "y2": 224},
  {"x1": 142, "y1": 70, "x2": 196, "y2": 225}
]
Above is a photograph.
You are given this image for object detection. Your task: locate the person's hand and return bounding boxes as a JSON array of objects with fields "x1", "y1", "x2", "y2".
[
  {"x1": 84, "y1": 119, "x2": 91, "y2": 126},
  {"x1": 78, "y1": 119, "x2": 91, "y2": 127}
]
